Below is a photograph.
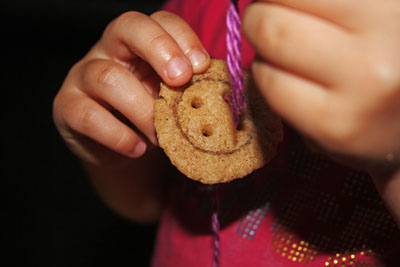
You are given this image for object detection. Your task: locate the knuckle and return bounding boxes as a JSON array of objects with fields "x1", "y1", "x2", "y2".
[
  {"x1": 147, "y1": 31, "x2": 172, "y2": 52},
  {"x1": 76, "y1": 103, "x2": 101, "y2": 134},
  {"x1": 254, "y1": 13, "x2": 288, "y2": 58},
  {"x1": 366, "y1": 60, "x2": 400, "y2": 96},
  {"x1": 96, "y1": 63, "x2": 123, "y2": 88},
  {"x1": 150, "y1": 10, "x2": 175, "y2": 20},
  {"x1": 113, "y1": 129, "x2": 135, "y2": 153},
  {"x1": 110, "y1": 11, "x2": 144, "y2": 31},
  {"x1": 267, "y1": 24, "x2": 288, "y2": 58},
  {"x1": 64, "y1": 98, "x2": 100, "y2": 135},
  {"x1": 171, "y1": 29, "x2": 192, "y2": 48},
  {"x1": 84, "y1": 60, "x2": 124, "y2": 90},
  {"x1": 253, "y1": 15, "x2": 269, "y2": 45}
]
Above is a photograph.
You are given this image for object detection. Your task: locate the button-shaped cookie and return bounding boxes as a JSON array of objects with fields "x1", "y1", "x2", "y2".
[{"x1": 154, "y1": 59, "x2": 283, "y2": 184}]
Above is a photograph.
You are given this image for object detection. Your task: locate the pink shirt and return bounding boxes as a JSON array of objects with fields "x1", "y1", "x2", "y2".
[
  {"x1": 163, "y1": 0, "x2": 255, "y2": 69},
  {"x1": 151, "y1": 1, "x2": 400, "y2": 266}
]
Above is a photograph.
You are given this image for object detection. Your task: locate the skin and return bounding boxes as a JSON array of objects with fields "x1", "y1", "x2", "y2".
[
  {"x1": 53, "y1": 1, "x2": 400, "y2": 225},
  {"x1": 53, "y1": 11, "x2": 211, "y2": 222},
  {"x1": 243, "y1": 0, "x2": 400, "y2": 225}
]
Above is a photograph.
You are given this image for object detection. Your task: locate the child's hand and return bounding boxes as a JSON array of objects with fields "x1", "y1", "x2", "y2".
[
  {"x1": 243, "y1": 0, "x2": 400, "y2": 170},
  {"x1": 53, "y1": 11, "x2": 210, "y2": 168}
]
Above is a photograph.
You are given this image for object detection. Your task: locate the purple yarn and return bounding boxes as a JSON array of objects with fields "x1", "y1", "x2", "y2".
[
  {"x1": 211, "y1": 2, "x2": 244, "y2": 266},
  {"x1": 212, "y1": 210, "x2": 220, "y2": 267},
  {"x1": 212, "y1": 186, "x2": 220, "y2": 267},
  {"x1": 226, "y1": 0, "x2": 246, "y2": 128}
]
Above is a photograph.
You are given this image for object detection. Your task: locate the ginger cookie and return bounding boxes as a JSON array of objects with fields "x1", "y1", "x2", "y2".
[{"x1": 154, "y1": 59, "x2": 283, "y2": 184}]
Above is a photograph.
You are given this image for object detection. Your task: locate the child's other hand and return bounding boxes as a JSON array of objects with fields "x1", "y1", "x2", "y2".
[
  {"x1": 243, "y1": 0, "x2": 400, "y2": 171},
  {"x1": 53, "y1": 11, "x2": 210, "y2": 168}
]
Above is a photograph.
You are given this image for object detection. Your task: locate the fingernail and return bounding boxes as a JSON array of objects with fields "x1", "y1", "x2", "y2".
[
  {"x1": 131, "y1": 141, "x2": 146, "y2": 158},
  {"x1": 188, "y1": 50, "x2": 207, "y2": 70},
  {"x1": 166, "y1": 57, "x2": 189, "y2": 80}
]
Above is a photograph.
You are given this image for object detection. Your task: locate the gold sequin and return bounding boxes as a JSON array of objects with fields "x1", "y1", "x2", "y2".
[{"x1": 269, "y1": 203, "x2": 394, "y2": 266}]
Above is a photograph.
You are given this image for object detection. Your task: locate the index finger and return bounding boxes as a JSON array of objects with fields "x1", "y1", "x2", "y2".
[
  {"x1": 259, "y1": 0, "x2": 373, "y2": 31},
  {"x1": 97, "y1": 11, "x2": 194, "y2": 87}
]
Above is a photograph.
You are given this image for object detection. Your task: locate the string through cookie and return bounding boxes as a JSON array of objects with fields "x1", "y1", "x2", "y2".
[
  {"x1": 211, "y1": 2, "x2": 244, "y2": 267},
  {"x1": 212, "y1": 185, "x2": 220, "y2": 267},
  {"x1": 226, "y1": 0, "x2": 245, "y2": 128}
]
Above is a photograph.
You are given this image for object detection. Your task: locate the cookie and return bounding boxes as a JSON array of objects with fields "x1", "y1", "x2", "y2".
[{"x1": 154, "y1": 59, "x2": 283, "y2": 184}]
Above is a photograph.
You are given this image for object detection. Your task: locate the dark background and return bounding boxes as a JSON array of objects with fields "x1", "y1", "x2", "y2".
[{"x1": 3, "y1": 1, "x2": 166, "y2": 266}]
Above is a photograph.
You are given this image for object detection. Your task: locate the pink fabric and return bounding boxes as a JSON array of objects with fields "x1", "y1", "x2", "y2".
[
  {"x1": 151, "y1": 1, "x2": 400, "y2": 266},
  {"x1": 163, "y1": 0, "x2": 255, "y2": 69}
]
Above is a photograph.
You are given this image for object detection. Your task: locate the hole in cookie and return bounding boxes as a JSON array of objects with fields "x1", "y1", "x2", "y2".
[
  {"x1": 191, "y1": 98, "x2": 203, "y2": 109},
  {"x1": 201, "y1": 125, "x2": 213, "y2": 137},
  {"x1": 222, "y1": 93, "x2": 232, "y2": 105},
  {"x1": 236, "y1": 124, "x2": 242, "y2": 132},
  {"x1": 236, "y1": 117, "x2": 245, "y2": 131}
]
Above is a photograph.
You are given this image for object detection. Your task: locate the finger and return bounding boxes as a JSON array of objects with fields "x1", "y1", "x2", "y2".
[
  {"x1": 130, "y1": 57, "x2": 161, "y2": 98},
  {"x1": 243, "y1": 3, "x2": 359, "y2": 86},
  {"x1": 99, "y1": 11, "x2": 193, "y2": 86},
  {"x1": 252, "y1": 59, "x2": 333, "y2": 142},
  {"x1": 81, "y1": 59, "x2": 158, "y2": 145},
  {"x1": 91, "y1": 46, "x2": 160, "y2": 97},
  {"x1": 258, "y1": 0, "x2": 375, "y2": 31},
  {"x1": 62, "y1": 92, "x2": 147, "y2": 158},
  {"x1": 150, "y1": 11, "x2": 210, "y2": 74}
]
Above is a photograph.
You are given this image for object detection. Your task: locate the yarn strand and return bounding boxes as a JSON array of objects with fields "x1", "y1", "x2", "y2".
[
  {"x1": 226, "y1": 0, "x2": 246, "y2": 128},
  {"x1": 212, "y1": 201, "x2": 220, "y2": 267},
  {"x1": 211, "y1": 184, "x2": 221, "y2": 267},
  {"x1": 211, "y1": 2, "x2": 244, "y2": 266}
]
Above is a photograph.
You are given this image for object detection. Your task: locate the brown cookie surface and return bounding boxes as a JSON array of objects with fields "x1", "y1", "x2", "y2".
[{"x1": 154, "y1": 59, "x2": 283, "y2": 184}]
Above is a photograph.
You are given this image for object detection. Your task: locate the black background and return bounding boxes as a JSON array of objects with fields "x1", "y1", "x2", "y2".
[{"x1": 3, "y1": 1, "x2": 165, "y2": 266}]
